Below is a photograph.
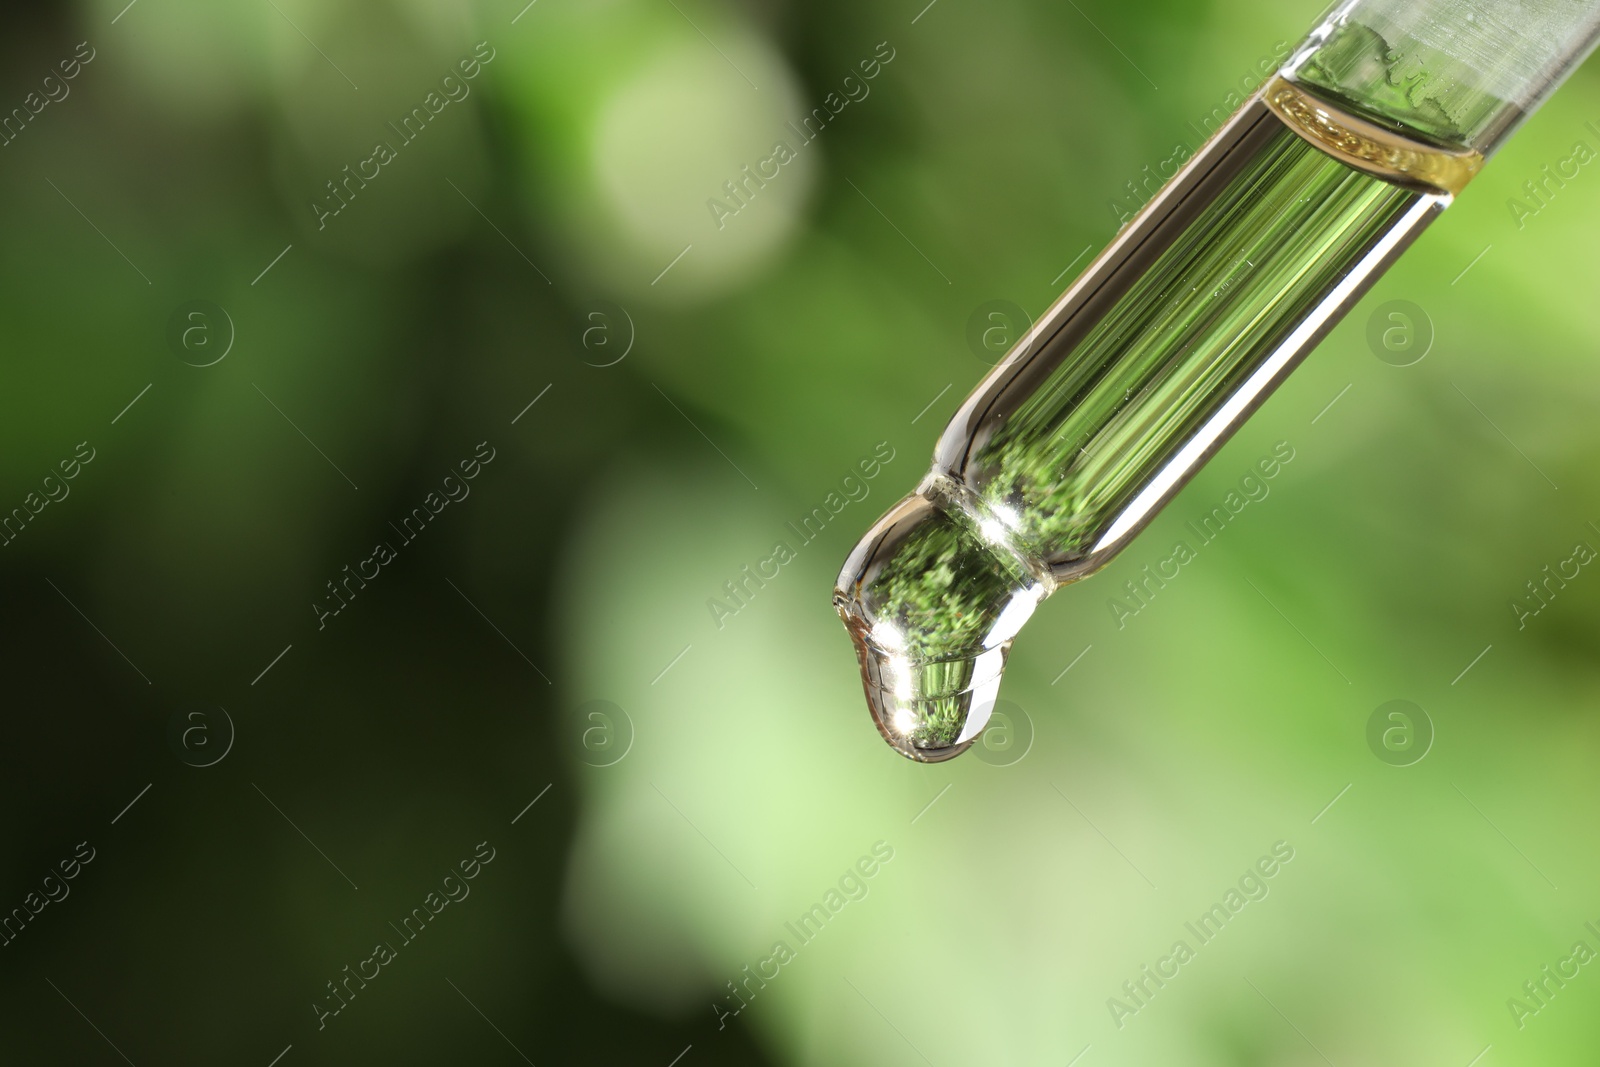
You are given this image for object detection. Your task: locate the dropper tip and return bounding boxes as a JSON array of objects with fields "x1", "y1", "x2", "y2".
[
  {"x1": 834, "y1": 592, "x2": 990, "y2": 763},
  {"x1": 834, "y1": 492, "x2": 1041, "y2": 763}
]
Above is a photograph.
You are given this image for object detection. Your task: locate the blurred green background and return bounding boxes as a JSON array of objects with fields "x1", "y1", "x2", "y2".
[{"x1": 4, "y1": 0, "x2": 1600, "y2": 1063}]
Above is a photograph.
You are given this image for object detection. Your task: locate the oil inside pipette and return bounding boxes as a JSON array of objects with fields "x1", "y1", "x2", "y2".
[{"x1": 836, "y1": 75, "x2": 1482, "y2": 762}]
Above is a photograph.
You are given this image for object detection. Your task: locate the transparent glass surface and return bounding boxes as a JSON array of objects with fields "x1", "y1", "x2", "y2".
[
  {"x1": 947, "y1": 120, "x2": 1425, "y2": 578},
  {"x1": 1288, "y1": 0, "x2": 1600, "y2": 154},
  {"x1": 838, "y1": 101, "x2": 1450, "y2": 760}
]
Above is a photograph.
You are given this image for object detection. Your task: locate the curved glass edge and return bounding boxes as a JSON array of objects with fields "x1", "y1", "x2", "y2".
[{"x1": 1286, "y1": 0, "x2": 1600, "y2": 157}]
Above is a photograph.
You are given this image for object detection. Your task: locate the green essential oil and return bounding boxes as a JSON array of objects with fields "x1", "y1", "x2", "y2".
[{"x1": 836, "y1": 81, "x2": 1470, "y2": 760}]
